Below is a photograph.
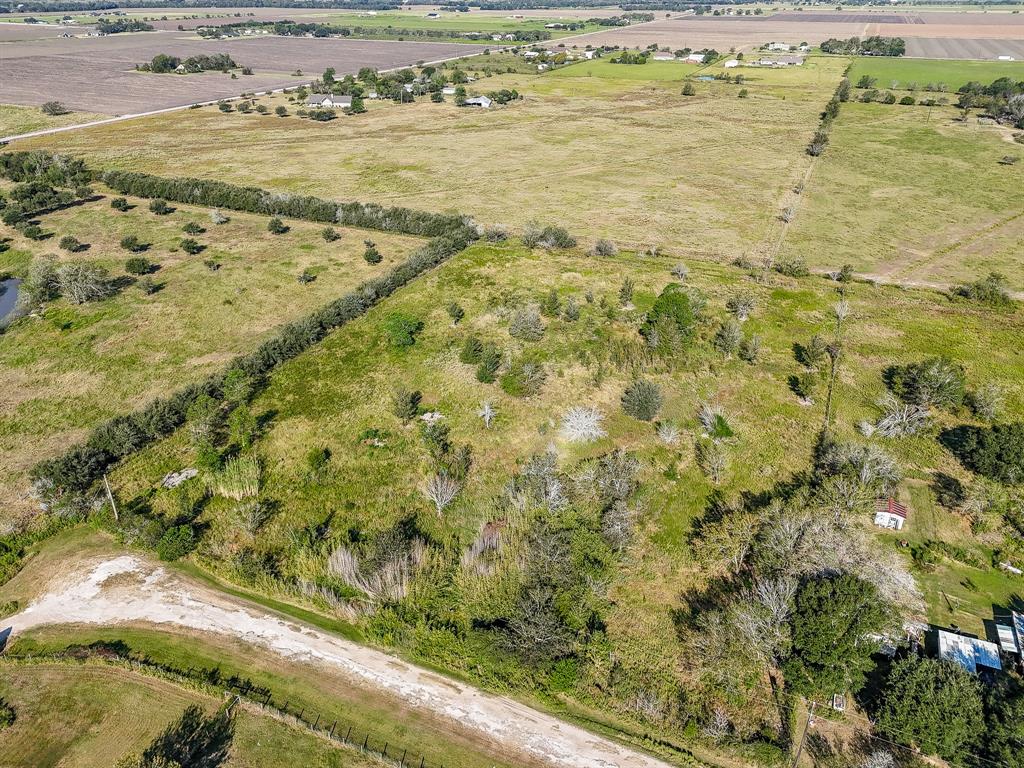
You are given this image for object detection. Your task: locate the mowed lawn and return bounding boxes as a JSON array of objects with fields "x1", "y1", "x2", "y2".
[
  {"x1": 0, "y1": 192, "x2": 424, "y2": 514},
  {"x1": 110, "y1": 239, "x2": 1022, "y2": 669},
  {"x1": 846, "y1": 56, "x2": 1024, "y2": 91},
  {"x1": 785, "y1": 101, "x2": 1024, "y2": 291},
  {"x1": 0, "y1": 664, "x2": 379, "y2": 768},
  {"x1": 13, "y1": 56, "x2": 849, "y2": 258}
]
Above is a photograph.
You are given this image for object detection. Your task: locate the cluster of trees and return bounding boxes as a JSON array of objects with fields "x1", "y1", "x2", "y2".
[
  {"x1": 137, "y1": 52, "x2": 237, "y2": 73},
  {"x1": 820, "y1": 36, "x2": 906, "y2": 56},
  {"x1": 0, "y1": 153, "x2": 94, "y2": 230},
  {"x1": 20, "y1": 256, "x2": 115, "y2": 307},
  {"x1": 807, "y1": 77, "x2": 850, "y2": 157},
  {"x1": 956, "y1": 77, "x2": 1024, "y2": 127},
  {"x1": 590, "y1": 12, "x2": 654, "y2": 25},
  {"x1": 198, "y1": 19, "x2": 553, "y2": 42},
  {"x1": 96, "y1": 17, "x2": 153, "y2": 32}
]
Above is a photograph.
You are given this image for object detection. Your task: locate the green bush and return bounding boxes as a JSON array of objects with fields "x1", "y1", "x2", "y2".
[
  {"x1": 267, "y1": 216, "x2": 288, "y2": 234},
  {"x1": 179, "y1": 237, "x2": 203, "y2": 255},
  {"x1": 364, "y1": 240, "x2": 382, "y2": 264},
  {"x1": 0, "y1": 698, "x2": 14, "y2": 729},
  {"x1": 156, "y1": 525, "x2": 195, "y2": 561},
  {"x1": 124, "y1": 257, "x2": 154, "y2": 275},
  {"x1": 942, "y1": 423, "x2": 1024, "y2": 485},
  {"x1": 621, "y1": 379, "x2": 662, "y2": 421},
  {"x1": 111, "y1": 197, "x2": 130, "y2": 211},
  {"x1": 476, "y1": 344, "x2": 501, "y2": 383},
  {"x1": 382, "y1": 312, "x2": 423, "y2": 347},
  {"x1": 149, "y1": 198, "x2": 171, "y2": 215}
]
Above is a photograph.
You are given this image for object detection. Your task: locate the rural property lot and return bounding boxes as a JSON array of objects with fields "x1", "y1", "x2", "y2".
[
  {"x1": 0, "y1": 35, "x2": 490, "y2": 114},
  {"x1": 904, "y1": 37, "x2": 1024, "y2": 60}
]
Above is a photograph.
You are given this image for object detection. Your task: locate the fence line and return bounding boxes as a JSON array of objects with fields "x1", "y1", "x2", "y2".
[{"x1": 1, "y1": 651, "x2": 445, "y2": 768}]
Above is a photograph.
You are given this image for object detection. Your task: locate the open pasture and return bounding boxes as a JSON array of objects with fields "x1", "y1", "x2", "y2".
[
  {"x1": 0, "y1": 192, "x2": 423, "y2": 512},
  {"x1": 0, "y1": 34, "x2": 490, "y2": 115},
  {"x1": 12, "y1": 56, "x2": 848, "y2": 259},
  {"x1": 847, "y1": 56, "x2": 1024, "y2": 90},
  {"x1": 785, "y1": 102, "x2": 1024, "y2": 292},
  {"x1": 0, "y1": 663, "x2": 381, "y2": 768}
]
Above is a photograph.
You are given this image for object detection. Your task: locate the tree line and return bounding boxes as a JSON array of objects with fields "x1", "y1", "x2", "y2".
[{"x1": 820, "y1": 36, "x2": 906, "y2": 57}]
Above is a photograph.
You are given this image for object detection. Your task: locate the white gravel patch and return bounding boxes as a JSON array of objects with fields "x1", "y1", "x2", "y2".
[{"x1": 5, "y1": 556, "x2": 672, "y2": 768}]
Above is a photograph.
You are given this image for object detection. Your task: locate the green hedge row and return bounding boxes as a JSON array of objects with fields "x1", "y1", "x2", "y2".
[{"x1": 99, "y1": 169, "x2": 468, "y2": 238}]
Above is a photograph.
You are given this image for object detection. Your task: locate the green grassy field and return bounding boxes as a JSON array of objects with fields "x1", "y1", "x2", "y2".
[
  {"x1": 0, "y1": 104, "x2": 107, "y2": 140},
  {"x1": 0, "y1": 663, "x2": 381, "y2": 768},
  {"x1": 786, "y1": 101, "x2": 1024, "y2": 291},
  {"x1": 0, "y1": 191, "x2": 423, "y2": 515},
  {"x1": 12, "y1": 56, "x2": 848, "y2": 258},
  {"x1": 847, "y1": 57, "x2": 1024, "y2": 92}
]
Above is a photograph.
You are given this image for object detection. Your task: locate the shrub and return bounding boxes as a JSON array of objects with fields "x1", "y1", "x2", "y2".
[
  {"x1": 562, "y1": 296, "x2": 580, "y2": 322},
  {"x1": 391, "y1": 386, "x2": 422, "y2": 421},
  {"x1": 951, "y1": 272, "x2": 1013, "y2": 308},
  {"x1": 968, "y1": 383, "x2": 1005, "y2": 422},
  {"x1": 500, "y1": 358, "x2": 547, "y2": 397},
  {"x1": 540, "y1": 289, "x2": 560, "y2": 318},
  {"x1": 447, "y1": 302, "x2": 465, "y2": 325},
  {"x1": 509, "y1": 305, "x2": 545, "y2": 341},
  {"x1": 775, "y1": 255, "x2": 809, "y2": 277},
  {"x1": 738, "y1": 334, "x2": 761, "y2": 363},
  {"x1": 41, "y1": 101, "x2": 70, "y2": 116},
  {"x1": 59, "y1": 235, "x2": 84, "y2": 252},
  {"x1": 120, "y1": 235, "x2": 147, "y2": 252},
  {"x1": 641, "y1": 283, "x2": 696, "y2": 348},
  {"x1": 321, "y1": 227, "x2": 340, "y2": 241},
  {"x1": 682, "y1": 82, "x2": 696, "y2": 96},
  {"x1": 364, "y1": 240, "x2": 382, "y2": 264},
  {"x1": 149, "y1": 198, "x2": 171, "y2": 215},
  {"x1": 267, "y1": 216, "x2": 288, "y2": 234},
  {"x1": 170, "y1": 232, "x2": 202, "y2": 254},
  {"x1": 459, "y1": 335, "x2": 484, "y2": 364},
  {"x1": 790, "y1": 371, "x2": 818, "y2": 401},
  {"x1": 124, "y1": 257, "x2": 154, "y2": 275},
  {"x1": 561, "y1": 406, "x2": 606, "y2": 442},
  {"x1": 475, "y1": 344, "x2": 501, "y2": 383},
  {"x1": 20, "y1": 224, "x2": 45, "y2": 240},
  {"x1": 738, "y1": 88, "x2": 748, "y2": 98},
  {"x1": 899, "y1": 95, "x2": 916, "y2": 105},
  {"x1": 619, "y1": 278, "x2": 634, "y2": 306},
  {"x1": 621, "y1": 379, "x2": 662, "y2": 421},
  {"x1": 275, "y1": 105, "x2": 288, "y2": 117},
  {"x1": 383, "y1": 312, "x2": 423, "y2": 347},
  {"x1": 182, "y1": 221, "x2": 205, "y2": 235},
  {"x1": 590, "y1": 238, "x2": 617, "y2": 257},
  {"x1": 156, "y1": 524, "x2": 196, "y2": 561},
  {"x1": 0, "y1": 698, "x2": 14, "y2": 729},
  {"x1": 887, "y1": 356, "x2": 966, "y2": 410},
  {"x1": 714, "y1": 318, "x2": 742, "y2": 356}
]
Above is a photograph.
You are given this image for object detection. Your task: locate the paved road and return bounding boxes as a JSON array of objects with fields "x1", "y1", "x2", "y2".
[{"x1": 5, "y1": 555, "x2": 675, "y2": 768}]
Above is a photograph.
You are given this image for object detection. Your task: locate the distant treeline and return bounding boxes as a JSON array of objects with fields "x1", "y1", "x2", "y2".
[
  {"x1": 14, "y1": 160, "x2": 477, "y2": 495},
  {"x1": 96, "y1": 18, "x2": 154, "y2": 32},
  {"x1": 137, "y1": 52, "x2": 236, "y2": 73},
  {"x1": 198, "y1": 19, "x2": 553, "y2": 41},
  {"x1": 820, "y1": 36, "x2": 906, "y2": 57},
  {"x1": 0, "y1": 0, "x2": 400, "y2": 12}
]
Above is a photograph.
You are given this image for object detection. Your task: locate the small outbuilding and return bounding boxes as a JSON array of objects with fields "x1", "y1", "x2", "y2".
[
  {"x1": 938, "y1": 630, "x2": 1002, "y2": 674},
  {"x1": 873, "y1": 497, "x2": 907, "y2": 531},
  {"x1": 463, "y1": 96, "x2": 492, "y2": 108}
]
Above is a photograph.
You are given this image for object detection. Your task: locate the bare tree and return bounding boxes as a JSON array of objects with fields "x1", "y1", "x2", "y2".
[
  {"x1": 478, "y1": 400, "x2": 496, "y2": 429},
  {"x1": 726, "y1": 292, "x2": 756, "y2": 322},
  {"x1": 670, "y1": 262, "x2": 689, "y2": 281},
  {"x1": 423, "y1": 472, "x2": 461, "y2": 516},
  {"x1": 560, "y1": 406, "x2": 606, "y2": 443},
  {"x1": 875, "y1": 394, "x2": 929, "y2": 437}
]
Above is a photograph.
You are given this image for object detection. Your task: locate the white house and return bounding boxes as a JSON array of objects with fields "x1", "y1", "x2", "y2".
[
  {"x1": 522, "y1": 50, "x2": 539, "y2": 59},
  {"x1": 938, "y1": 630, "x2": 1002, "y2": 674},
  {"x1": 873, "y1": 497, "x2": 907, "y2": 531},
  {"x1": 582, "y1": 50, "x2": 598, "y2": 60},
  {"x1": 684, "y1": 53, "x2": 704, "y2": 64},
  {"x1": 305, "y1": 93, "x2": 351, "y2": 108},
  {"x1": 442, "y1": 86, "x2": 456, "y2": 95},
  {"x1": 766, "y1": 41, "x2": 791, "y2": 51},
  {"x1": 997, "y1": 55, "x2": 1016, "y2": 61},
  {"x1": 651, "y1": 52, "x2": 676, "y2": 61},
  {"x1": 723, "y1": 59, "x2": 740, "y2": 68},
  {"x1": 463, "y1": 95, "x2": 492, "y2": 108}
]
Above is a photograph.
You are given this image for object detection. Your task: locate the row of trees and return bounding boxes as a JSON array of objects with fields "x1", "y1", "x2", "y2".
[
  {"x1": 820, "y1": 36, "x2": 906, "y2": 57},
  {"x1": 99, "y1": 168, "x2": 468, "y2": 237},
  {"x1": 137, "y1": 53, "x2": 237, "y2": 73},
  {"x1": 807, "y1": 76, "x2": 850, "y2": 157}
]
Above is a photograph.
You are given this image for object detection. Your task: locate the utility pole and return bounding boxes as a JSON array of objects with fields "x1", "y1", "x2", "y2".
[
  {"x1": 791, "y1": 700, "x2": 816, "y2": 768},
  {"x1": 103, "y1": 473, "x2": 119, "y2": 522}
]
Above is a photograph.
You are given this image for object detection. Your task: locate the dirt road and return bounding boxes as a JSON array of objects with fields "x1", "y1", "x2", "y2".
[{"x1": 4, "y1": 555, "x2": 674, "y2": 768}]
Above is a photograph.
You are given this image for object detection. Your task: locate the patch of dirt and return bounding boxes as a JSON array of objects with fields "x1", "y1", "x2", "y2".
[{"x1": 6, "y1": 555, "x2": 674, "y2": 768}]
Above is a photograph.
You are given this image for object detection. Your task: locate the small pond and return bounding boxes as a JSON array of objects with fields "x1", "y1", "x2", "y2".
[{"x1": 0, "y1": 278, "x2": 21, "y2": 323}]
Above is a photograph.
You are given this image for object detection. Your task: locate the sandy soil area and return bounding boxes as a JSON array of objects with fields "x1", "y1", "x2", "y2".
[{"x1": 4, "y1": 555, "x2": 673, "y2": 768}]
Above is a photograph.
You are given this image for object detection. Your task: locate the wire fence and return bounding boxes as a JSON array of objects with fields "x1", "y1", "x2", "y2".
[{"x1": 5, "y1": 649, "x2": 448, "y2": 768}]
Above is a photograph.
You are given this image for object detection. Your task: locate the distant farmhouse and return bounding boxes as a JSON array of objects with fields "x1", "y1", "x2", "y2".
[
  {"x1": 463, "y1": 95, "x2": 492, "y2": 109},
  {"x1": 757, "y1": 55, "x2": 805, "y2": 67},
  {"x1": 305, "y1": 93, "x2": 352, "y2": 109}
]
